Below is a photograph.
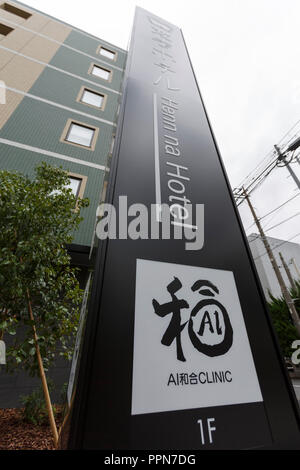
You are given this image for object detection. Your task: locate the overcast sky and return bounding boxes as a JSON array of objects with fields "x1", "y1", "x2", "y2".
[{"x1": 24, "y1": 0, "x2": 300, "y2": 245}]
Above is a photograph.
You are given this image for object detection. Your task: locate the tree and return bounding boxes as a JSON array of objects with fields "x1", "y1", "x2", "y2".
[
  {"x1": 0, "y1": 163, "x2": 89, "y2": 446},
  {"x1": 268, "y1": 283, "x2": 300, "y2": 358}
]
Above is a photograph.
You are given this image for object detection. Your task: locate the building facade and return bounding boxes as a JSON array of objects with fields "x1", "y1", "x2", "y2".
[
  {"x1": 0, "y1": 0, "x2": 127, "y2": 406},
  {"x1": 248, "y1": 233, "x2": 300, "y2": 300}
]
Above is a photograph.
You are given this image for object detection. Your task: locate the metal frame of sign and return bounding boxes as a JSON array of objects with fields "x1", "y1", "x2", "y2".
[{"x1": 61, "y1": 7, "x2": 300, "y2": 450}]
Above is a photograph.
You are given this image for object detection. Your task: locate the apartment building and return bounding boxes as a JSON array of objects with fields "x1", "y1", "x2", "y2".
[{"x1": 0, "y1": 0, "x2": 127, "y2": 406}]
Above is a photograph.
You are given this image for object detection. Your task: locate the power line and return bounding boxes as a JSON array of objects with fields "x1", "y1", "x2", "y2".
[
  {"x1": 263, "y1": 212, "x2": 300, "y2": 233},
  {"x1": 248, "y1": 234, "x2": 260, "y2": 244},
  {"x1": 235, "y1": 161, "x2": 278, "y2": 206},
  {"x1": 234, "y1": 120, "x2": 300, "y2": 202},
  {"x1": 243, "y1": 187, "x2": 300, "y2": 335},
  {"x1": 262, "y1": 209, "x2": 287, "y2": 231},
  {"x1": 248, "y1": 210, "x2": 300, "y2": 242},
  {"x1": 253, "y1": 231, "x2": 300, "y2": 262},
  {"x1": 234, "y1": 151, "x2": 278, "y2": 197},
  {"x1": 235, "y1": 121, "x2": 300, "y2": 249},
  {"x1": 279, "y1": 119, "x2": 300, "y2": 150},
  {"x1": 258, "y1": 192, "x2": 300, "y2": 221},
  {"x1": 246, "y1": 208, "x2": 279, "y2": 232},
  {"x1": 235, "y1": 149, "x2": 274, "y2": 190},
  {"x1": 244, "y1": 191, "x2": 300, "y2": 233},
  {"x1": 246, "y1": 211, "x2": 299, "y2": 242},
  {"x1": 238, "y1": 148, "x2": 300, "y2": 200}
]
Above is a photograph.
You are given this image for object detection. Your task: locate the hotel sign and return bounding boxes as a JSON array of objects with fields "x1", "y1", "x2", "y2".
[{"x1": 64, "y1": 8, "x2": 300, "y2": 450}]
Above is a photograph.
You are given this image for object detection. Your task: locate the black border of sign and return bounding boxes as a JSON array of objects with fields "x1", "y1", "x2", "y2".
[{"x1": 64, "y1": 8, "x2": 300, "y2": 450}]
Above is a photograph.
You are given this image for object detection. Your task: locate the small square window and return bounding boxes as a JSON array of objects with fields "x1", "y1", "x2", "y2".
[
  {"x1": 0, "y1": 3, "x2": 32, "y2": 19},
  {"x1": 67, "y1": 177, "x2": 82, "y2": 198},
  {"x1": 0, "y1": 23, "x2": 13, "y2": 36},
  {"x1": 66, "y1": 123, "x2": 95, "y2": 148},
  {"x1": 99, "y1": 47, "x2": 116, "y2": 61},
  {"x1": 91, "y1": 64, "x2": 111, "y2": 81},
  {"x1": 50, "y1": 172, "x2": 87, "y2": 204},
  {"x1": 61, "y1": 120, "x2": 99, "y2": 151},
  {"x1": 51, "y1": 177, "x2": 82, "y2": 198},
  {"x1": 80, "y1": 89, "x2": 104, "y2": 109}
]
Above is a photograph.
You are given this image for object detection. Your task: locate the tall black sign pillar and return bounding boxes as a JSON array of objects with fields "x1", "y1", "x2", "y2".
[{"x1": 62, "y1": 8, "x2": 300, "y2": 450}]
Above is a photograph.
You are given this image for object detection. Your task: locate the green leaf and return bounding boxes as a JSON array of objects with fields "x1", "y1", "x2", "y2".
[{"x1": 0, "y1": 163, "x2": 87, "y2": 376}]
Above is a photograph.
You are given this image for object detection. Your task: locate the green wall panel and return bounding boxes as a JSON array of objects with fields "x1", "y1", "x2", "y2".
[
  {"x1": 28, "y1": 67, "x2": 121, "y2": 123},
  {"x1": 0, "y1": 2, "x2": 125, "y2": 250},
  {"x1": 0, "y1": 143, "x2": 105, "y2": 247},
  {"x1": 50, "y1": 47, "x2": 124, "y2": 93},
  {"x1": 0, "y1": 97, "x2": 114, "y2": 167},
  {"x1": 64, "y1": 30, "x2": 127, "y2": 70}
]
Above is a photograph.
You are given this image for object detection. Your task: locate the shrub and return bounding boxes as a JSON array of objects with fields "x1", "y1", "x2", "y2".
[
  {"x1": 268, "y1": 284, "x2": 300, "y2": 358},
  {"x1": 21, "y1": 381, "x2": 56, "y2": 426}
]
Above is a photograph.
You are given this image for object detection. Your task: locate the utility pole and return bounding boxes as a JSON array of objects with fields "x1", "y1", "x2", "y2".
[
  {"x1": 242, "y1": 187, "x2": 300, "y2": 336},
  {"x1": 279, "y1": 252, "x2": 296, "y2": 291},
  {"x1": 274, "y1": 144, "x2": 300, "y2": 190},
  {"x1": 291, "y1": 257, "x2": 300, "y2": 280}
]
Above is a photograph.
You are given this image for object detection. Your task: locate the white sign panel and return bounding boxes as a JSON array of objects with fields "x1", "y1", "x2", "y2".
[{"x1": 132, "y1": 259, "x2": 263, "y2": 415}]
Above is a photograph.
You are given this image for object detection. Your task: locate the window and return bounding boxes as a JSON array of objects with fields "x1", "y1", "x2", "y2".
[
  {"x1": 78, "y1": 87, "x2": 106, "y2": 110},
  {"x1": 66, "y1": 123, "x2": 94, "y2": 147},
  {"x1": 0, "y1": 3, "x2": 32, "y2": 19},
  {"x1": 61, "y1": 119, "x2": 99, "y2": 150},
  {"x1": 68, "y1": 173, "x2": 87, "y2": 201},
  {"x1": 98, "y1": 46, "x2": 116, "y2": 61},
  {"x1": 90, "y1": 64, "x2": 111, "y2": 81},
  {"x1": 51, "y1": 173, "x2": 87, "y2": 202},
  {"x1": 67, "y1": 177, "x2": 82, "y2": 198},
  {"x1": 0, "y1": 23, "x2": 13, "y2": 36}
]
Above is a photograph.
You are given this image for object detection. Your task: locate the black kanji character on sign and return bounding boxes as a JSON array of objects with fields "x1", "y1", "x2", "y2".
[
  {"x1": 153, "y1": 278, "x2": 233, "y2": 361},
  {"x1": 152, "y1": 277, "x2": 189, "y2": 362}
]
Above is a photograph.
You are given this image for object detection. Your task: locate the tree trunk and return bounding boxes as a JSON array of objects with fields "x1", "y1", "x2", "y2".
[{"x1": 26, "y1": 289, "x2": 58, "y2": 448}]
